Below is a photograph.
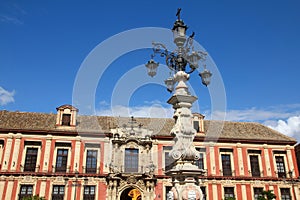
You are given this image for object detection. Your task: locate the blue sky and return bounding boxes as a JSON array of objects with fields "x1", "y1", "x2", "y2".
[{"x1": 0, "y1": 1, "x2": 300, "y2": 141}]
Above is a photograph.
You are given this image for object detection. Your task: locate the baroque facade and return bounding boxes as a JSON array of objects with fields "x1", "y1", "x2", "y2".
[{"x1": 0, "y1": 104, "x2": 299, "y2": 200}]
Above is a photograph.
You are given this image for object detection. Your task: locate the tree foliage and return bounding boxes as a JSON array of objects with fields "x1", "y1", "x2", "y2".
[
  {"x1": 225, "y1": 197, "x2": 236, "y2": 200},
  {"x1": 22, "y1": 195, "x2": 46, "y2": 200},
  {"x1": 257, "y1": 190, "x2": 276, "y2": 200}
]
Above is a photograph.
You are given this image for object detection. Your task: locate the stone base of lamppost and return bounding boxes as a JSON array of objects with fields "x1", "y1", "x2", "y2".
[{"x1": 166, "y1": 161, "x2": 205, "y2": 200}]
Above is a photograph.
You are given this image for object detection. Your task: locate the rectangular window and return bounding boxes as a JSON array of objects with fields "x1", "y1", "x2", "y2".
[
  {"x1": 19, "y1": 185, "x2": 33, "y2": 200},
  {"x1": 275, "y1": 156, "x2": 286, "y2": 178},
  {"x1": 165, "y1": 186, "x2": 172, "y2": 200},
  {"x1": 165, "y1": 151, "x2": 175, "y2": 171},
  {"x1": 195, "y1": 153, "x2": 204, "y2": 169},
  {"x1": 224, "y1": 187, "x2": 235, "y2": 199},
  {"x1": 281, "y1": 188, "x2": 291, "y2": 200},
  {"x1": 24, "y1": 148, "x2": 38, "y2": 172},
  {"x1": 253, "y1": 188, "x2": 263, "y2": 200},
  {"x1": 0, "y1": 140, "x2": 4, "y2": 169},
  {"x1": 86, "y1": 150, "x2": 97, "y2": 173},
  {"x1": 250, "y1": 155, "x2": 260, "y2": 177},
  {"x1": 84, "y1": 186, "x2": 95, "y2": 200},
  {"x1": 62, "y1": 114, "x2": 71, "y2": 126},
  {"x1": 125, "y1": 148, "x2": 139, "y2": 172},
  {"x1": 55, "y1": 149, "x2": 68, "y2": 172},
  {"x1": 200, "y1": 186, "x2": 206, "y2": 200},
  {"x1": 52, "y1": 185, "x2": 65, "y2": 200},
  {"x1": 193, "y1": 121, "x2": 200, "y2": 132},
  {"x1": 221, "y1": 154, "x2": 232, "y2": 176}
]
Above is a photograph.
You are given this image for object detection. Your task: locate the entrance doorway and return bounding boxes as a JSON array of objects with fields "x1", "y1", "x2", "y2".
[{"x1": 120, "y1": 187, "x2": 141, "y2": 200}]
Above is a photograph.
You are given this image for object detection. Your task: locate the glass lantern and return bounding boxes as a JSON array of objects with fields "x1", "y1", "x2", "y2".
[
  {"x1": 199, "y1": 69, "x2": 212, "y2": 86},
  {"x1": 172, "y1": 20, "x2": 188, "y2": 47},
  {"x1": 164, "y1": 76, "x2": 175, "y2": 92},
  {"x1": 187, "y1": 51, "x2": 200, "y2": 69},
  {"x1": 145, "y1": 59, "x2": 159, "y2": 77}
]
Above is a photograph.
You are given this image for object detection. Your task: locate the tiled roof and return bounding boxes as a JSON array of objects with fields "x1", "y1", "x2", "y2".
[{"x1": 0, "y1": 110, "x2": 296, "y2": 144}]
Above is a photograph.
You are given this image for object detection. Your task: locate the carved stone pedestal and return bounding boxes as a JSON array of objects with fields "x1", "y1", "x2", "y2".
[{"x1": 166, "y1": 161, "x2": 205, "y2": 200}]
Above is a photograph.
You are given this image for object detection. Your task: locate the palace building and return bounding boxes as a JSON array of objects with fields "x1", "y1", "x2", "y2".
[{"x1": 0, "y1": 104, "x2": 299, "y2": 200}]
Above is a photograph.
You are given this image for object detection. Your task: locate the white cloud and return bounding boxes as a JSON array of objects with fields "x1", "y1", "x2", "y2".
[
  {"x1": 0, "y1": 14, "x2": 23, "y2": 24},
  {"x1": 266, "y1": 116, "x2": 300, "y2": 138},
  {"x1": 96, "y1": 102, "x2": 300, "y2": 142},
  {"x1": 204, "y1": 105, "x2": 300, "y2": 122},
  {"x1": 96, "y1": 104, "x2": 173, "y2": 118},
  {"x1": 203, "y1": 105, "x2": 300, "y2": 142},
  {"x1": 0, "y1": 87, "x2": 15, "y2": 106},
  {"x1": 98, "y1": 100, "x2": 109, "y2": 106},
  {"x1": 0, "y1": 3, "x2": 26, "y2": 25}
]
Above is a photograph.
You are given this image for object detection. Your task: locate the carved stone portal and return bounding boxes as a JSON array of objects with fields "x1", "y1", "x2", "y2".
[{"x1": 106, "y1": 174, "x2": 156, "y2": 200}]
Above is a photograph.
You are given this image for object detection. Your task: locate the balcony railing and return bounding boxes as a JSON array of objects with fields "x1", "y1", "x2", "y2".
[
  {"x1": 82, "y1": 166, "x2": 100, "y2": 174},
  {"x1": 52, "y1": 165, "x2": 71, "y2": 173},
  {"x1": 20, "y1": 164, "x2": 40, "y2": 173},
  {"x1": 220, "y1": 169, "x2": 234, "y2": 177}
]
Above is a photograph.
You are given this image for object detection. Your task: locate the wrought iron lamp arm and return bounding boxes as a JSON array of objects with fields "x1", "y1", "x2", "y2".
[{"x1": 152, "y1": 42, "x2": 179, "y2": 72}]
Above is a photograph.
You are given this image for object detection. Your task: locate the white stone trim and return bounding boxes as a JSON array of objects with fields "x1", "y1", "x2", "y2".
[
  {"x1": 15, "y1": 182, "x2": 37, "y2": 200},
  {"x1": 21, "y1": 144, "x2": 42, "y2": 172},
  {"x1": 237, "y1": 146, "x2": 244, "y2": 176},
  {"x1": 273, "y1": 151, "x2": 289, "y2": 178},
  {"x1": 2, "y1": 134, "x2": 13, "y2": 171},
  {"x1": 247, "y1": 151, "x2": 263, "y2": 177},
  {"x1": 80, "y1": 184, "x2": 98, "y2": 200},
  {"x1": 209, "y1": 146, "x2": 216, "y2": 175},
  {"x1": 83, "y1": 146, "x2": 101, "y2": 173},
  {"x1": 219, "y1": 149, "x2": 235, "y2": 176},
  {"x1": 52, "y1": 146, "x2": 72, "y2": 173}
]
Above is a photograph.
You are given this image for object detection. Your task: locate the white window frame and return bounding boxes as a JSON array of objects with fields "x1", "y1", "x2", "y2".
[
  {"x1": 163, "y1": 146, "x2": 174, "y2": 172},
  {"x1": 222, "y1": 186, "x2": 236, "y2": 199},
  {"x1": 279, "y1": 187, "x2": 292, "y2": 200},
  {"x1": 273, "y1": 151, "x2": 288, "y2": 178},
  {"x1": 252, "y1": 186, "x2": 265, "y2": 200},
  {"x1": 247, "y1": 151, "x2": 263, "y2": 177},
  {"x1": 81, "y1": 184, "x2": 98, "y2": 200},
  {"x1": 83, "y1": 147, "x2": 100, "y2": 173},
  {"x1": 17, "y1": 183, "x2": 36, "y2": 200},
  {"x1": 0, "y1": 141, "x2": 4, "y2": 169},
  {"x1": 123, "y1": 148, "x2": 139, "y2": 173},
  {"x1": 195, "y1": 147, "x2": 207, "y2": 171},
  {"x1": 164, "y1": 184, "x2": 173, "y2": 200},
  {"x1": 21, "y1": 144, "x2": 42, "y2": 172},
  {"x1": 219, "y1": 149, "x2": 235, "y2": 176},
  {"x1": 49, "y1": 181, "x2": 67, "y2": 200},
  {"x1": 53, "y1": 146, "x2": 71, "y2": 173}
]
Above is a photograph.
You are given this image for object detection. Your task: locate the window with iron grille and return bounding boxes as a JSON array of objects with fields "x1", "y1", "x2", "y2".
[
  {"x1": 281, "y1": 188, "x2": 291, "y2": 200},
  {"x1": 250, "y1": 155, "x2": 260, "y2": 177},
  {"x1": 125, "y1": 148, "x2": 139, "y2": 172},
  {"x1": 195, "y1": 153, "x2": 204, "y2": 170},
  {"x1": 52, "y1": 185, "x2": 64, "y2": 200},
  {"x1": 24, "y1": 148, "x2": 38, "y2": 172},
  {"x1": 224, "y1": 187, "x2": 235, "y2": 199},
  {"x1": 62, "y1": 114, "x2": 71, "y2": 126},
  {"x1": 193, "y1": 120, "x2": 200, "y2": 132},
  {"x1": 200, "y1": 186, "x2": 206, "y2": 200},
  {"x1": 253, "y1": 187, "x2": 263, "y2": 200},
  {"x1": 55, "y1": 149, "x2": 68, "y2": 172},
  {"x1": 84, "y1": 186, "x2": 95, "y2": 200},
  {"x1": 165, "y1": 151, "x2": 175, "y2": 171},
  {"x1": 221, "y1": 154, "x2": 232, "y2": 176},
  {"x1": 19, "y1": 185, "x2": 33, "y2": 200},
  {"x1": 86, "y1": 150, "x2": 97, "y2": 173},
  {"x1": 275, "y1": 156, "x2": 286, "y2": 178},
  {"x1": 165, "y1": 186, "x2": 172, "y2": 200}
]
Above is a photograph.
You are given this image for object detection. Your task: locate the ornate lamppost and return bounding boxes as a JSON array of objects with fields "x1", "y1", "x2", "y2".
[{"x1": 145, "y1": 9, "x2": 212, "y2": 200}]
